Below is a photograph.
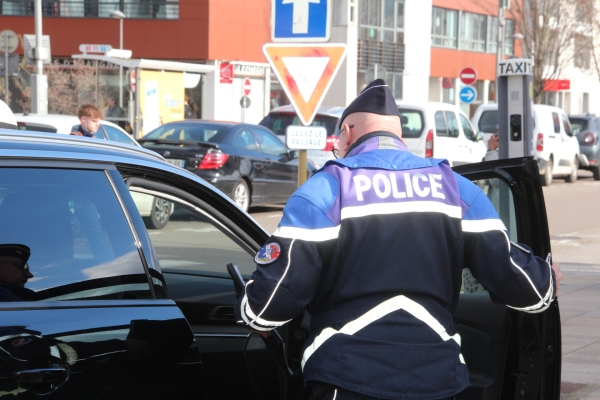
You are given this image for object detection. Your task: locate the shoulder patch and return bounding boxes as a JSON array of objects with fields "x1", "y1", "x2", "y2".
[{"x1": 255, "y1": 243, "x2": 281, "y2": 265}]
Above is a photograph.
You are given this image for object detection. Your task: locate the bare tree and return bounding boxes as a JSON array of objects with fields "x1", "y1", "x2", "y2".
[{"x1": 511, "y1": 0, "x2": 581, "y2": 103}]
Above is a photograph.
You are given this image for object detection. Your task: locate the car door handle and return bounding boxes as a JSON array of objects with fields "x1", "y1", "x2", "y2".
[{"x1": 15, "y1": 366, "x2": 69, "y2": 385}]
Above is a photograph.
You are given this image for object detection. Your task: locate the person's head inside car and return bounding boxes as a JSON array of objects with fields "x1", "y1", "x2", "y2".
[
  {"x1": 0, "y1": 244, "x2": 33, "y2": 287},
  {"x1": 72, "y1": 104, "x2": 102, "y2": 137}
]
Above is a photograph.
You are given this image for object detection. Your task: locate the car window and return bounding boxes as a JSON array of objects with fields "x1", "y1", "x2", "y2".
[
  {"x1": 561, "y1": 114, "x2": 573, "y2": 136},
  {"x1": 477, "y1": 110, "x2": 498, "y2": 133},
  {"x1": 233, "y1": 129, "x2": 258, "y2": 151},
  {"x1": 144, "y1": 123, "x2": 228, "y2": 143},
  {"x1": 260, "y1": 113, "x2": 339, "y2": 137},
  {"x1": 128, "y1": 190, "x2": 256, "y2": 277},
  {"x1": 552, "y1": 112, "x2": 561, "y2": 133},
  {"x1": 445, "y1": 111, "x2": 460, "y2": 138},
  {"x1": 569, "y1": 118, "x2": 588, "y2": 132},
  {"x1": 102, "y1": 124, "x2": 137, "y2": 145},
  {"x1": 398, "y1": 109, "x2": 425, "y2": 138},
  {"x1": 252, "y1": 127, "x2": 288, "y2": 157},
  {"x1": 17, "y1": 122, "x2": 58, "y2": 133},
  {"x1": 434, "y1": 111, "x2": 448, "y2": 136},
  {"x1": 462, "y1": 177, "x2": 517, "y2": 294},
  {"x1": 459, "y1": 114, "x2": 476, "y2": 140},
  {"x1": 0, "y1": 168, "x2": 152, "y2": 301}
]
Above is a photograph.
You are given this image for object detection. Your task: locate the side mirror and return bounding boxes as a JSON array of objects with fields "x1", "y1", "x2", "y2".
[
  {"x1": 289, "y1": 150, "x2": 299, "y2": 160},
  {"x1": 475, "y1": 131, "x2": 484, "y2": 141}
]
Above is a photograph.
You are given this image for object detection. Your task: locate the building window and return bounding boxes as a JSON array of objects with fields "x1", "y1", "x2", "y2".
[
  {"x1": 460, "y1": 12, "x2": 487, "y2": 52},
  {"x1": 486, "y1": 17, "x2": 514, "y2": 55},
  {"x1": 432, "y1": 7, "x2": 458, "y2": 48},
  {"x1": 358, "y1": 0, "x2": 405, "y2": 98},
  {"x1": 0, "y1": 0, "x2": 179, "y2": 19},
  {"x1": 360, "y1": 0, "x2": 404, "y2": 43}
]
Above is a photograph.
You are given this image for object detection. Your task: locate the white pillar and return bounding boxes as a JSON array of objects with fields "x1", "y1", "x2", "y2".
[
  {"x1": 202, "y1": 60, "x2": 219, "y2": 120},
  {"x1": 454, "y1": 77, "x2": 460, "y2": 107},
  {"x1": 483, "y1": 80, "x2": 490, "y2": 105}
]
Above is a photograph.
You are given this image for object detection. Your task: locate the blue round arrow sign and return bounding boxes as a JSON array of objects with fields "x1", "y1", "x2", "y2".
[{"x1": 459, "y1": 86, "x2": 477, "y2": 104}]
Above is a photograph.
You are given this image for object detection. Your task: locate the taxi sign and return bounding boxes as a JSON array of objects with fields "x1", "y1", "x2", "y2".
[
  {"x1": 263, "y1": 43, "x2": 347, "y2": 126},
  {"x1": 285, "y1": 125, "x2": 327, "y2": 150}
]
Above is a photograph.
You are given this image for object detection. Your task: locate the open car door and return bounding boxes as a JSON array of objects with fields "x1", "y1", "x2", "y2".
[{"x1": 452, "y1": 157, "x2": 561, "y2": 400}]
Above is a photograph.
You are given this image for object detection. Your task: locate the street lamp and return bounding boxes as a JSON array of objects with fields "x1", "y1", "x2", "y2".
[
  {"x1": 109, "y1": 9, "x2": 126, "y2": 109},
  {"x1": 512, "y1": 33, "x2": 526, "y2": 58}
]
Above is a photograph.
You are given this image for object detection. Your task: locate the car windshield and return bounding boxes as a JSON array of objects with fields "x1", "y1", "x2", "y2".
[
  {"x1": 478, "y1": 110, "x2": 498, "y2": 133},
  {"x1": 398, "y1": 109, "x2": 425, "y2": 138},
  {"x1": 260, "y1": 113, "x2": 339, "y2": 136},
  {"x1": 144, "y1": 123, "x2": 229, "y2": 143},
  {"x1": 569, "y1": 118, "x2": 588, "y2": 132}
]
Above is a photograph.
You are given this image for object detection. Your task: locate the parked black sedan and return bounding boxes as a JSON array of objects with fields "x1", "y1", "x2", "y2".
[
  {"x1": 0, "y1": 131, "x2": 560, "y2": 399},
  {"x1": 138, "y1": 121, "x2": 315, "y2": 211}
]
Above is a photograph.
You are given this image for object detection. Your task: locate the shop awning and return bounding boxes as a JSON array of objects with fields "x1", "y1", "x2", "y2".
[
  {"x1": 71, "y1": 54, "x2": 216, "y2": 74},
  {"x1": 543, "y1": 79, "x2": 570, "y2": 92}
]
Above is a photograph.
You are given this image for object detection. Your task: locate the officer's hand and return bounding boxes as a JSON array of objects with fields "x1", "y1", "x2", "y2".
[{"x1": 552, "y1": 263, "x2": 563, "y2": 297}]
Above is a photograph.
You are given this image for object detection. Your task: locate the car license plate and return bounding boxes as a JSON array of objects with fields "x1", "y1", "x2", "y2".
[{"x1": 166, "y1": 158, "x2": 185, "y2": 168}]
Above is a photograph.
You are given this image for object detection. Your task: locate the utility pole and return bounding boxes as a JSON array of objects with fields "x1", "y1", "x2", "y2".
[
  {"x1": 30, "y1": 0, "x2": 48, "y2": 114},
  {"x1": 495, "y1": 0, "x2": 507, "y2": 102}
]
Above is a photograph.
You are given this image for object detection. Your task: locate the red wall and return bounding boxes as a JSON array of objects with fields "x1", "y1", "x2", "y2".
[{"x1": 0, "y1": 0, "x2": 270, "y2": 62}]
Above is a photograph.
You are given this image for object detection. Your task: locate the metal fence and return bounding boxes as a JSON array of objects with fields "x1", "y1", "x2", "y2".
[
  {"x1": 0, "y1": 0, "x2": 178, "y2": 19},
  {"x1": 357, "y1": 39, "x2": 405, "y2": 73}
]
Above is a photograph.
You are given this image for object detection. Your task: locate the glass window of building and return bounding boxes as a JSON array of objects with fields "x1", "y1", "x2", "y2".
[
  {"x1": 487, "y1": 17, "x2": 515, "y2": 55},
  {"x1": 0, "y1": 0, "x2": 179, "y2": 18},
  {"x1": 431, "y1": 7, "x2": 458, "y2": 48},
  {"x1": 358, "y1": 0, "x2": 405, "y2": 99},
  {"x1": 460, "y1": 12, "x2": 487, "y2": 52}
]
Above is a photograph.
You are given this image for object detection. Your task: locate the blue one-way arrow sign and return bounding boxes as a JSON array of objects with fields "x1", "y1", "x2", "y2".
[
  {"x1": 459, "y1": 86, "x2": 477, "y2": 104},
  {"x1": 272, "y1": 0, "x2": 331, "y2": 42}
]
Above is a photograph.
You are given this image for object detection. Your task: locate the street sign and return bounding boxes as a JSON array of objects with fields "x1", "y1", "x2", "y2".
[
  {"x1": 23, "y1": 35, "x2": 51, "y2": 65},
  {"x1": 0, "y1": 54, "x2": 19, "y2": 75},
  {"x1": 459, "y1": 86, "x2": 477, "y2": 104},
  {"x1": 240, "y1": 96, "x2": 251, "y2": 109},
  {"x1": 286, "y1": 125, "x2": 327, "y2": 150},
  {"x1": 497, "y1": 58, "x2": 532, "y2": 76},
  {"x1": 220, "y1": 62, "x2": 234, "y2": 84},
  {"x1": 272, "y1": 0, "x2": 331, "y2": 42},
  {"x1": 263, "y1": 43, "x2": 347, "y2": 126},
  {"x1": 0, "y1": 30, "x2": 18, "y2": 54},
  {"x1": 243, "y1": 78, "x2": 251, "y2": 96},
  {"x1": 79, "y1": 44, "x2": 113, "y2": 54},
  {"x1": 459, "y1": 67, "x2": 477, "y2": 85}
]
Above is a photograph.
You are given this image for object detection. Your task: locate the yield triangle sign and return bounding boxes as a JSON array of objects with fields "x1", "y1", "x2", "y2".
[{"x1": 263, "y1": 43, "x2": 347, "y2": 126}]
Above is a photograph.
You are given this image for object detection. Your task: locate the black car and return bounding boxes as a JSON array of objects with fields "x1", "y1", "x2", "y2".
[
  {"x1": 568, "y1": 114, "x2": 600, "y2": 180},
  {"x1": 0, "y1": 131, "x2": 560, "y2": 399},
  {"x1": 138, "y1": 121, "x2": 315, "y2": 212}
]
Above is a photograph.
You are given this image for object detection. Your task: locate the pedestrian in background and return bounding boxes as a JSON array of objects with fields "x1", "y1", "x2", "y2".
[
  {"x1": 70, "y1": 104, "x2": 102, "y2": 138},
  {"x1": 235, "y1": 79, "x2": 561, "y2": 400}
]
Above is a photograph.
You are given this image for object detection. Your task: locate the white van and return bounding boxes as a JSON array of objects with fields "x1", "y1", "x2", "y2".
[
  {"x1": 397, "y1": 101, "x2": 486, "y2": 166},
  {"x1": 472, "y1": 104, "x2": 584, "y2": 185}
]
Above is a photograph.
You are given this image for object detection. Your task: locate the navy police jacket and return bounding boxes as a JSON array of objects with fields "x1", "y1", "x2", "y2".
[{"x1": 235, "y1": 132, "x2": 555, "y2": 399}]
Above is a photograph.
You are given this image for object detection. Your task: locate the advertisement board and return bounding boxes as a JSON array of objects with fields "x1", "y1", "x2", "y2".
[{"x1": 139, "y1": 70, "x2": 185, "y2": 135}]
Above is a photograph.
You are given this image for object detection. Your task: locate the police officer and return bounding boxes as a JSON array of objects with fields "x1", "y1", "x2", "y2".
[
  {"x1": 0, "y1": 244, "x2": 36, "y2": 301},
  {"x1": 234, "y1": 79, "x2": 562, "y2": 400}
]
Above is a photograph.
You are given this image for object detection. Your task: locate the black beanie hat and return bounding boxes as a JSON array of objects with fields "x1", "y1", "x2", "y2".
[{"x1": 339, "y1": 79, "x2": 401, "y2": 128}]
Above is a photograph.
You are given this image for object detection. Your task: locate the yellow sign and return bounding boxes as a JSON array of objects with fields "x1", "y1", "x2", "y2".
[
  {"x1": 139, "y1": 70, "x2": 184, "y2": 136},
  {"x1": 263, "y1": 44, "x2": 347, "y2": 126}
]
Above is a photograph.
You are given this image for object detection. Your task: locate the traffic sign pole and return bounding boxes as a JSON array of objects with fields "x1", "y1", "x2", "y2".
[
  {"x1": 4, "y1": 34, "x2": 8, "y2": 103},
  {"x1": 298, "y1": 150, "x2": 307, "y2": 187}
]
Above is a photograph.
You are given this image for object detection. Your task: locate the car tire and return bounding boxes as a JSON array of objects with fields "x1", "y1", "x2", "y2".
[
  {"x1": 565, "y1": 157, "x2": 579, "y2": 183},
  {"x1": 593, "y1": 166, "x2": 600, "y2": 181},
  {"x1": 143, "y1": 197, "x2": 172, "y2": 229},
  {"x1": 540, "y1": 157, "x2": 553, "y2": 186},
  {"x1": 232, "y1": 179, "x2": 250, "y2": 212}
]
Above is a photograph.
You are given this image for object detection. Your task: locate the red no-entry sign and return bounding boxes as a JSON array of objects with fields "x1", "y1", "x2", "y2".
[
  {"x1": 459, "y1": 67, "x2": 478, "y2": 85},
  {"x1": 243, "y1": 78, "x2": 251, "y2": 96}
]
